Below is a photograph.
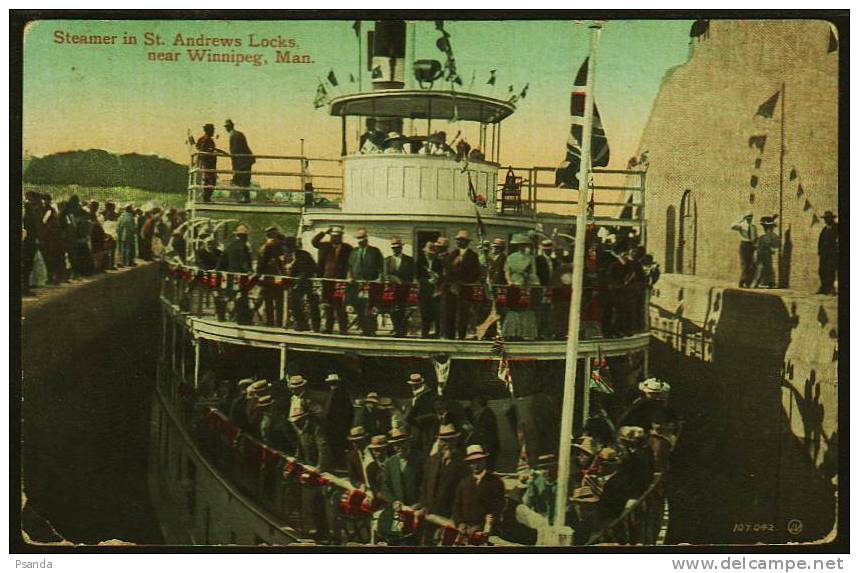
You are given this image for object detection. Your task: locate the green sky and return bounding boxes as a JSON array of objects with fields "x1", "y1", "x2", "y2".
[{"x1": 22, "y1": 18, "x2": 692, "y2": 170}]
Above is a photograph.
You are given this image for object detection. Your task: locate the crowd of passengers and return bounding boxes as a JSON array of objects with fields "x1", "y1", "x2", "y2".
[
  {"x1": 358, "y1": 119, "x2": 485, "y2": 162},
  {"x1": 22, "y1": 190, "x2": 186, "y2": 296},
  {"x1": 191, "y1": 368, "x2": 677, "y2": 545},
  {"x1": 172, "y1": 222, "x2": 660, "y2": 341}
]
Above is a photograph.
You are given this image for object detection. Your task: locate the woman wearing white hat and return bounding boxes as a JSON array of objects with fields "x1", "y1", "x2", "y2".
[{"x1": 502, "y1": 233, "x2": 539, "y2": 340}]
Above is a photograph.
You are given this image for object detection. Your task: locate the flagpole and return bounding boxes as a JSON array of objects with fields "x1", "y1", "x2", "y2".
[
  {"x1": 553, "y1": 20, "x2": 602, "y2": 536},
  {"x1": 778, "y1": 81, "x2": 785, "y2": 287},
  {"x1": 357, "y1": 22, "x2": 363, "y2": 92}
]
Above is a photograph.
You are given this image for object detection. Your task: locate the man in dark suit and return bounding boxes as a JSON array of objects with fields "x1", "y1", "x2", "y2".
[
  {"x1": 419, "y1": 424, "x2": 469, "y2": 519},
  {"x1": 257, "y1": 225, "x2": 285, "y2": 327},
  {"x1": 442, "y1": 230, "x2": 481, "y2": 339},
  {"x1": 417, "y1": 241, "x2": 443, "y2": 338},
  {"x1": 312, "y1": 226, "x2": 353, "y2": 334},
  {"x1": 383, "y1": 236, "x2": 417, "y2": 337},
  {"x1": 451, "y1": 444, "x2": 506, "y2": 537},
  {"x1": 217, "y1": 224, "x2": 254, "y2": 323},
  {"x1": 283, "y1": 235, "x2": 320, "y2": 331},
  {"x1": 348, "y1": 228, "x2": 384, "y2": 335},
  {"x1": 378, "y1": 428, "x2": 425, "y2": 544},
  {"x1": 817, "y1": 211, "x2": 838, "y2": 294},
  {"x1": 224, "y1": 119, "x2": 255, "y2": 203},
  {"x1": 404, "y1": 373, "x2": 437, "y2": 457}
]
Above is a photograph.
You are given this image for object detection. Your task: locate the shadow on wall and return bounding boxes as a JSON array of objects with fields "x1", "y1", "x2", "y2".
[{"x1": 651, "y1": 289, "x2": 836, "y2": 544}]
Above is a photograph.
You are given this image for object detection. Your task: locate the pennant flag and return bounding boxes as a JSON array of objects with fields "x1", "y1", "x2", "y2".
[
  {"x1": 349, "y1": 73, "x2": 355, "y2": 83},
  {"x1": 749, "y1": 192, "x2": 755, "y2": 204},
  {"x1": 750, "y1": 175, "x2": 759, "y2": 188},
  {"x1": 828, "y1": 25, "x2": 838, "y2": 53},
  {"x1": 789, "y1": 167, "x2": 797, "y2": 180},
  {"x1": 487, "y1": 69, "x2": 496, "y2": 85},
  {"x1": 352, "y1": 20, "x2": 361, "y2": 37},
  {"x1": 756, "y1": 90, "x2": 781, "y2": 118},
  {"x1": 508, "y1": 84, "x2": 514, "y2": 93},
  {"x1": 811, "y1": 213, "x2": 820, "y2": 226},
  {"x1": 327, "y1": 69, "x2": 339, "y2": 87},
  {"x1": 796, "y1": 184, "x2": 804, "y2": 198},
  {"x1": 803, "y1": 198, "x2": 812, "y2": 211},
  {"x1": 519, "y1": 82, "x2": 530, "y2": 99},
  {"x1": 508, "y1": 94, "x2": 519, "y2": 105},
  {"x1": 555, "y1": 58, "x2": 610, "y2": 189},
  {"x1": 754, "y1": 158, "x2": 762, "y2": 169},
  {"x1": 371, "y1": 66, "x2": 383, "y2": 79},
  {"x1": 748, "y1": 135, "x2": 767, "y2": 152},
  {"x1": 313, "y1": 83, "x2": 329, "y2": 109}
]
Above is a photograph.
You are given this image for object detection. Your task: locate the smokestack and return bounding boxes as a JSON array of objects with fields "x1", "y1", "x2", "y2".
[{"x1": 371, "y1": 20, "x2": 406, "y2": 90}]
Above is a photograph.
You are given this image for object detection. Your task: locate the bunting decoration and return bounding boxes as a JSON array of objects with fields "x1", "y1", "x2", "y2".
[
  {"x1": 327, "y1": 69, "x2": 339, "y2": 87},
  {"x1": 750, "y1": 175, "x2": 759, "y2": 188},
  {"x1": 519, "y1": 82, "x2": 530, "y2": 99},
  {"x1": 748, "y1": 135, "x2": 767, "y2": 152},
  {"x1": 467, "y1": 172, "x2": 487, "y2": 208},
  {"x1": 755, "y1": 90, "x2": 781, "y2": 119},
  {"x1": 313, "y1": 82, "x2": 329, "y2": 109},
  {"x1": 796, "y1": 184, "x2": 804, "y2": 198},
  {"x1": 487, "y1": 69, "x2": 496, "y2": 85},
  {"x1": 803, "y1": 198, "x2": 812, "y2": 211},
  {"x1": 555, "y1": 58, "x2": 610, "y2": 189},
  {"x1": 589, "y1": 348, "x2": 614, "y2": 394},
  {"x1": 811, "y1": 213, "x2": 820, "y2": 226},
  {"x1": 789, "y1": 167, "x2": 797, "y2": 180}
]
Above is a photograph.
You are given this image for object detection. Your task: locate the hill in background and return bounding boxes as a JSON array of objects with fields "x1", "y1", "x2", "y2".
[{"x1": 23, "y1": 149, "x2": 187, "y2": 195}]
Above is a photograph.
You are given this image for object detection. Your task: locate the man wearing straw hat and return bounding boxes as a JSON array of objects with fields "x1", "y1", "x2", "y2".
[
  {"x1": 378, "y1": 427, "x2": 425, "y2": 544},
  {"x1": 348, "y1": 228, "x2": 384, "y2": 336},
  {"x1": 417, "y1": 240, "x2": 443, "y2": 338},
  {"x1": 451, "y1": 444, "x2": 506, "y2": 537},
  {"x1": 288, "y1": 376, "x2": 331, "y2": 472},
  {"x1": 441, "y1": 229, "x2": 481, "y2": 339},
  {"x1": 403, "y1": 373, "x2": 437, "y2": 457},
  {"x1": 345, "y1": 426, "x2": 378, "y2": 490},
  {"x1": 383, "y1": 236, "x2": 416, "y2": 337},
  {"x1": 420, "y1": 424, "x2": 469, "y2": 522},
  {"x1": 312, "y1": 225, "x2": 353, "y2": 334}
]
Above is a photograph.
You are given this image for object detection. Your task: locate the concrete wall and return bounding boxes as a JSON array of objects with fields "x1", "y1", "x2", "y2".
[
  {"x1": 650, "y1": 273, "x2": 837, "y2": 543},
  {"x1": 21, "y1": 265, "x2": 163, "y2": 544},
  {"x1": 638, "y1": 20, "x2": 838, "y2": 293}
]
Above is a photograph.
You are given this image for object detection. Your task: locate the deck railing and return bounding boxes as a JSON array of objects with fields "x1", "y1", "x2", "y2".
[
  {"x1": 188, "y1": 152, "x2": 343, "y2": 206},
  {"x1": 496, "y1": 167, "x2": 646, "y2": 228},
  {"x1": 160, "y1": 260, "x2": 649, "y2": 342}
]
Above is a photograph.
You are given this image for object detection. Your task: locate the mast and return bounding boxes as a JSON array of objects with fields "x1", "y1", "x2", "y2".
[{"x1": 553, "y1": 20, "x2": 603, "y2": 534}]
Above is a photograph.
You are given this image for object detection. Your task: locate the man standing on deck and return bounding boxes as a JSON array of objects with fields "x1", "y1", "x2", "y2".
[
  {"x1": 313, "y1": 226, "x2": 353, "y2": 334},
  {"x1": 224, "y1": 119, "x2": 255, "y2": 203},
  {"x1": 283, "y1": 235, "x2": 320, "y2": 331},
  {"x1": 404, "y1": 373, "x2": 437, "y2": 458},
  {"x1": 451, "y1": 444, "x2": 506, "y2": 539},
  {"x1": 817, "y1": 211, "x2": 838, "y2": 294},
  {"x1": 347, "y1": 228, "x2": 384, "y2": 336},
  {"x1": 218, "y1": 224, "x2": 254, "y2": 323},
  {"x1": 257, "y1": 225, "x2": 285, "y2": 327},
  {"x1": 192, "y1": 123, "x2": 220, "y2": 203},
  {"x1": 383, "y1": 236, "x2": 416, "y2": 337},
  {"x1": 419, "y1": 424, "x2": 469, "y2": 521},
  {"x1": 731, "y1": 213, "x2": 758, "y2": 288},
  {"x1": 442, "y1": 230, "x2": 481, "y2": 339},
  {"x1": 417, "y1": 241, "x2": 443, "y2": 338}
]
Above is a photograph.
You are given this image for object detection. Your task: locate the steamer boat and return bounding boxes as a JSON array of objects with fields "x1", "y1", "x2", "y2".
[{"x1": 150, "y1": 19, "x2": 663, "y2": 546}]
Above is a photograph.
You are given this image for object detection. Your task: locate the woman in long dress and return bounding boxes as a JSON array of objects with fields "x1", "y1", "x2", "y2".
[{"x1": 502, "y1": 233, "x2": 538, "y2": 340}]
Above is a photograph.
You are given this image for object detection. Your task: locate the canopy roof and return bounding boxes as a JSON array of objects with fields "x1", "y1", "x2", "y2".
[{"x1": 329, "y1": 89, "x2": 516, "y2": 124}]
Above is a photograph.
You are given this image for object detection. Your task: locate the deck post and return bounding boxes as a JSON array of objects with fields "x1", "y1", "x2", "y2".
[
  {"x1": 193, "y1": 337, "x2": 201, "y2": 390},
  {"x1": 554, "y1": 20, "x2": 603, "y2": 535},
  {"x1": 279, "y1": 344, "x2": 288, "y2": 380}
]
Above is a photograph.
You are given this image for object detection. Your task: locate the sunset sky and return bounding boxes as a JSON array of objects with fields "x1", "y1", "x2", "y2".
[{"x1": 22, "y1": 18, "x2": 693, "y2": 170}]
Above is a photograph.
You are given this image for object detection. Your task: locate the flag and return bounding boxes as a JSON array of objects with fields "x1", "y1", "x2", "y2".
[
  {"x1": 555, "y1": 58, "x2": 610, "y2": 189},
  {"x1": 828, "y1": 25, "x2": 838, "y2": 53},
  {"x1": 750, "y1": 175, "x2": 759, "y2": 188},
  {"x1": 313, "y1": 83, "x2": 329, "y2": 109},
  {"x1": 519, "y1": 82, "x2": 529, "y2": 99},
  {"x1": 811, "y1": 213, "x2": 820, "y2": 226},
  {"x1": 756, "y1": 90, "x2": 780, "y2": 118},
  {"x1": 754, "y1": 158, "x2": 762, "y2": 169},
  {"x1": 796, "y1": 184, "x2": 804, "y2": 198},
  {"x1": 349, "y1": 73, "x2": 355, "y2": 83},
  {"x1": 327, "y1": 69, "x2": 339, "y2": 87},
  {"x1": 487, "y1": 69, "x2": 496, "y2": 85},
  {"x1": 371, "y1": 66, "x2": 383, "y2": 79},
  {"x1": 589, "y1": 349, "x2": 614, "y2": 394},
  {"x1": 789, "y1": 167, "x2": 797, "y2": 180},
  {"x1": 352, "y1": 20, "x2": 361, "y2": 37},
  {"x1": 803, "y1": 198, "x2": 812, "y2": 211},
  {"x1": 748, "y1": 135, "x2": 767, "y2": 152},
  {"x1": 508, "y1": 84, "x2": 514, "y2": 93}
]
